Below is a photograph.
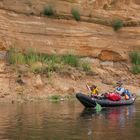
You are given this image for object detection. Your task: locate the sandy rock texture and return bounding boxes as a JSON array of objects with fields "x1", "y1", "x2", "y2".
[
  {"x1": 0, "y1": 0, "x2": 139, "y2": 60},
  {"x1": 0, "y1": 0, "x2": 139, "y2": 101}
]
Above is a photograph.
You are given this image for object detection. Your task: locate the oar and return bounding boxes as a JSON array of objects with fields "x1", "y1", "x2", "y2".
[
  {"x1": 86, "y1": 84, "x2": 92, "y2": 96},
  {"x1": 86, "y1": 83, "x2": 102, "y2": 111}
]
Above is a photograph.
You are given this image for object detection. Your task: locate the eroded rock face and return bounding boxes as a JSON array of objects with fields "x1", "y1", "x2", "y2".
[
  {"x1": 0, "y1": 9, "x2": 140, "y2": 61},
  {"x1": 0, "y1": 61, "x2": 6, "y2": 73},
  {"x1": 98, "y1": 50, "x2": 124, "y2": 62},
  {"x1": 0, "y1": 0, "x2": 139, "y2": 62},
  {"x1": 33, "y1": 74, "x2": 44, "y2": 89},
  {"x1": 0, "y1": 0, "x2": 140, "y2": 19}
]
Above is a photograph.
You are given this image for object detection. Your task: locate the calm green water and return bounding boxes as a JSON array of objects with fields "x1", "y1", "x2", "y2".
[{"x1": 0, "y1": 100, "x2": 140, "y2": 140}]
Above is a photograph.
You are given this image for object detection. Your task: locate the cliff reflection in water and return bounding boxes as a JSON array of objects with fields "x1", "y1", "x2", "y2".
[
  {"x1": 0, "y1": 101, "x2": 84, "y2": 140},
  {"x1": 0, "y1": 101, "x2": 138, "y2": 140},
  {"x1": 80, "y1": 105, "x2": 136, "y2": 125},
  {"x1": 79, "y1": 105, "x2": 136, "y2": 140}
]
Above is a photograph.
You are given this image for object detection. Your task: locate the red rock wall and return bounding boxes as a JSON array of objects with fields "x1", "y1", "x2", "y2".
[{"x1": 0, "y1": 0, "x2": 140, "y2": 62}]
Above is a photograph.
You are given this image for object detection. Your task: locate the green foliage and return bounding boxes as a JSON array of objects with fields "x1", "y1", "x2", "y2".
[
  {"x1": 43, "y1": 5, "x2": 55, "y2": 16},
  {"x1": 130, "y1": 51, "x2": 140, "y2": 74},
  {"x1": 112, "y1": 19, "x2": 123, "y2": 31},
  {"x1": 43, "y1": 54, "x2": 61, "y2": 64},
  {"x1": 40, "y1": 54, "x2": 62, "y2": 73},
  {"x1": 81, "y1": 62, "x2": 91, "y2": 72},
  {"x1": 71, "y1": 8, "x2": 80, "y2": 21},
  {"x1": 25, "y1": 48, "x2": 39, "y2": 65},
  {"x1": 7, "y1": 47, "x2": 92, "y2": 75},
  {"x1": 30, "y1": 63, "x2": 44, "y2": 73},
  {"x1": 61, "y1": 54, "x2": 79, "y2": 67},
  {"x1": 131, "y1": 65, "x2": 140, "y2": 74},
  {"x1": 7, "y1": 47, "x2": 26, "y2": 64},
  {"x1": 130, "y1": 51, "x2": 140, "y2": 65},
  {"x1": 49, "y1": 95, "x2": 60, "y2": 101},
  {"x1": 14, "y1": 53, "x2": 26, "y2": 64},
  {"x1": 7, "y1": 47, "x2": 16, "y2": 64}
]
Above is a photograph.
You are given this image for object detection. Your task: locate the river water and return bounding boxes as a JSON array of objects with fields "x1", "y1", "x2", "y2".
[{"x1": 0, "y1": 100, "x2": 140, "y2": 140}]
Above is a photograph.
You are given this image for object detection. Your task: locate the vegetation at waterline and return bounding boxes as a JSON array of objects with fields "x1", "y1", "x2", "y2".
[
  {"x1": 112, "y1": 19, "x2": 123, "y2": 31},
  {"x1": 7, "y1": 47, "x2": 92, "y2": 74},
  {"x1": 130, "y1": 51, "x2": 140, "y2": 74},
  {"x1": 48, "y1": 94, "x2": 75, "y2": 102},
  {"x1": 49, "y1": 95, "x2": 61, "y2": 101}
]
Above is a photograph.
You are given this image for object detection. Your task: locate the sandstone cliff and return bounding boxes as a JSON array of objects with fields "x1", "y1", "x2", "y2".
[
  {"x1": 0, "y1": 0, "x2": 140, "y2": 60},
  {"x1": 0, "y1": 0, "x2": 140, "y2": 101}
]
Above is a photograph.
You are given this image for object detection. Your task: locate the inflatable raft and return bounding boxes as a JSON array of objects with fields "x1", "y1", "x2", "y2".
[{"x1": 76, "y1": 93, "x2": 136, "y2": 108}]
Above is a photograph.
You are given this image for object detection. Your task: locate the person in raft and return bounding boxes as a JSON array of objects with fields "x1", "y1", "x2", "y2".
[
  {"x1": 90, "y1": 84, "x2": 99, "y2": 97},
  {"x1": 115, "y1": 81, "x2": 125, "y2": 95},
  {"x1": 115, "y1": 81, "x2": 132, "y2": 100}
]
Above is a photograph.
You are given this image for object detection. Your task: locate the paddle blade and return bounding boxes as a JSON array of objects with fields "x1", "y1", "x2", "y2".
[{"x1": 95, "y1": 102, "x2": 102, "y2": 112}]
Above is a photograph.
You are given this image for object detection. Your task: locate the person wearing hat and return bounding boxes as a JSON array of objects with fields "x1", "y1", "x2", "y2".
[
  {"x1": 115, "y1": 81, "x2": 125, "y2": 95},
  {"x1": 115, "y1": 81, "x2": 132, "y2": 100}
]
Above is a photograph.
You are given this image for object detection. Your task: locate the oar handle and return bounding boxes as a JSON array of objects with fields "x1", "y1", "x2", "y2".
[
  {"x1": 86, "y1": 84, "x2": 92, "y2": 96},
  {"x1": 86, "y1": 84, "x2": 91, "y2": 91}
]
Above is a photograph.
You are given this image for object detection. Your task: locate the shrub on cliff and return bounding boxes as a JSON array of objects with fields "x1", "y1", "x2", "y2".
[
  {"x1": 130, "y1": 51, "x2": 140, "y2": 74},
  {"x1": 25, "y1": 48, "x2": 39, "y2": 65},
  {"x1": 131, "y1": 65, "x2": 140, "y2": 74},
  {"x1": 130, "y1": 51, "x2": 140, "y2": 65},
  {"x1": 71, "y1": 8, "x2": 80, "y2": 21},
  {"x1": 43, "y1": 5, "x2": 55, "y2": 16},
  {"x1": 61, "y1": 54, "x2": 79, "y2": 67},
  {"x1": 7, "y1": 47, "x2": 26, "y2": 64},
  {"x1": 112, "y1": 19, "x2": 123, "y2": 31},
  {"x1": 81, "y1": 62, "x2": 91, "y2": 72},
  {"x1": 7, "y1": 48, "x2": 93, "y2": 76}
]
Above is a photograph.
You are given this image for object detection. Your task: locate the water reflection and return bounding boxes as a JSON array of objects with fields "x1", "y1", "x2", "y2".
[
  {"x1": 80, "y1": 105, "x2": 136, "y2": 125},
  {"x1": 0, "y1": 101, "x2": 85, "y2": 140},
  {"x1": 0, "y1": 101, "x2": 138, "y2": 140},
  {"x1": 79, "y1": 105, "x2": 136, "y2": 140}
]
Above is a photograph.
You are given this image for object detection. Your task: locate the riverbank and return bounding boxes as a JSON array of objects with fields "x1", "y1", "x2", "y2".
[
  {"x1": 0, "y1": 48, "x2": 140, "y2": 103},
  {"x1": 0, "y1": 65, "x2": 139, "y2": 103}
]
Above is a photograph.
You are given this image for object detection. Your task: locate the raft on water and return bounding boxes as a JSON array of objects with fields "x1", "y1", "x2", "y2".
[{"x1": 76, "y1": 93, "x2": 136, "y2": 108}]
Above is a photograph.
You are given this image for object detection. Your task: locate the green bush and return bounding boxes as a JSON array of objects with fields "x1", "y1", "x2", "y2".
[
  {"x1": 112, "y1": 19, "x2": 123, "y2": 31},
  {"x1": 7, "y1": 47, "x2": 93, "y2": 74},
  {"x1": 43, "y1": 5, "x2": 55, "y2": 16},
  {"x1": 14, "y1": 53, "x2": 26, "y2": 65},
  {"x1": 130, "y1": 51, "x2": 140, "y2": 74},
  {"x1": 44, "y1": 54, "x2": 60, "y2": 64},
  {"x1": 71, "y1": 8, "x2": 80, "y2": 21},
  {"x1": 7, "y1": 47, "x2": 16, "y2": 64},
  {"x1": 131, "y1": 65, "x2": 140, "y2": 74},
  {"x1": 130, "y1": 51, "x2": 140, "y2": 65},
  {"x1": 49, "y1": 95, "x2": 60, "y2": 101},
  {"x1": 81, "y1": 62, "x2": 91, "y2": 72},
  {"x1": 40, "y1": 54, "x2": 62, "y2": 73},
  {"x1": 25, "y1": 49, "x2": 39, "y2": 65},
  {"x1": 61, "y1": 54, "x2": 79, "y2": 67},
  {"x1": 7, "y1": 48, "x2": 26, "y2": 64}
]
